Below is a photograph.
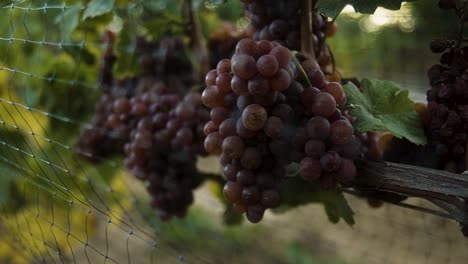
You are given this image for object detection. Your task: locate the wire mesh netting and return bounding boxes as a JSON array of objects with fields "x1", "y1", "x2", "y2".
[{"x1": 0, "y1": 1, "x2": 466, "y2": 264}]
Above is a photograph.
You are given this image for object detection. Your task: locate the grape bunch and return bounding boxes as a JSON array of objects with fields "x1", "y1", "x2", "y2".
[
  {"x1": 76, "y1": 77, "x2": 139, "y2": 162},
  {"x1": 78, "y1": 35, "x2": 211, "y2": 219},
  {"x1": 203, "y1": 39, "x2": 300, "y2": 223},
  {"x1": 292, "y1": 59, "x2": 362, "y2": 189},
  {"x1": 124, "y1": 88, "x2": 209, "y2": 219},
  {"x1": 202, "y1": 38, "x2": 364, "y2": 223},
  {"x1": 241, "y1": 0, "x2": 336, "y2": 69},
  {"x1": 426, "y1": 41, "x2": 468, "y2": 173}
]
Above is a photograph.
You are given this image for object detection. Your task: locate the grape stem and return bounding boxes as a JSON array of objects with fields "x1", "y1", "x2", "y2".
[
  {"x1": 184, "y1": 0, "x2": 209, "y2": 78},
  {"x1": 291, "y1": 51, "x2": 313, "y2": 87},
  {"x1": 301, "y1": 0, "x2": 316, "y2": 60}
]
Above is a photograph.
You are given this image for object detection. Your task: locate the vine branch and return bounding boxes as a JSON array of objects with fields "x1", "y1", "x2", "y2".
[
  {"x1": 301, "y1": 0, "x2": 315, "y2": 60},
  {"x1": 185, "y1": 0, "x2": 209, "y2": 79},
  {"x1": 354, "y1": 160, "x2": 468, "y2": 225}
]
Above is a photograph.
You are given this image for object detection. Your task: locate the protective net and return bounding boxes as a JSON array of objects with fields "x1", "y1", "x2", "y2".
[{"x1": 0, "y1": 1, "x2": 466, "y2": 264}]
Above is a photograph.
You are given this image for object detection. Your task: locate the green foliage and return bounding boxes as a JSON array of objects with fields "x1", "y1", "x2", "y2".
[
  {"x1": 83, "y1": 0, "x2": 115, "y2": 20},
  {"x1": 317, "y1": 0, "x2": 417, "y2": 18},
  {"x1": 344, "y1": 79, "x2": 426, "y2": 145},
  {"x1": 274, "y1": 176, "x2": 355, "y2": 226}
]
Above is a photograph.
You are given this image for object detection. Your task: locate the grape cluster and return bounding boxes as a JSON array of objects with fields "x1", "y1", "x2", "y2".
[
  {"x1": 202, "y1": 39, "x2": 364, "y2": 222},
  {"x1": 426, "y1": 41, "x2": 468, "y2": 173},
  {"x1": 241, "y1": 0, "x2": 335, "y2": 69},
  {"x1": 77, "y1": 36, "x2": 210, "y2": 219},
  {"x1": 76, "y1": 78, "x2": 139, "y2": 162},
  {"x1": 293, "y1": 59, "x2": 362, "y2": 189},
  {"x1": 203, "y1": 39, "x2": 297, "y2": 223},
  {"x1": 124, "y1": 88, "x2": 209, "y2": 219}
]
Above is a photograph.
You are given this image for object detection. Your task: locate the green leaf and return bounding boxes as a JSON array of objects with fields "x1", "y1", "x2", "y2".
[
  {"x1": 55, "y1": 3, "x2": 82, "y2": 40},
  {"x1": 83, "y1": 0, "x2": 115, "y2": 20},
  {"x1": 274, "y1": 176, "x2": 354, "y2": 226},
  {"x1": 317, "y1": 0, "x2": 417, "y2": 18},
  {"x1": 344, "y1": 79, "x2": 426, "y2": 145}
]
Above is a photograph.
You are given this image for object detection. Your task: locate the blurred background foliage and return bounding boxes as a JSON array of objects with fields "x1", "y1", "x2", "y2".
[{"x1": 0, "y1": 0, "x2": 462, "y2": 263}]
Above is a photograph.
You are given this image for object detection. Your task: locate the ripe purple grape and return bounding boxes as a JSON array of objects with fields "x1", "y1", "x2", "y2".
[
  {"x1": 330, "y1": 120, "x2": 354, "y2": 145},
  {"x1": 232, "y1": 54, "x2": 257, "y2": 80},
  {"x1": 222, "y1": 136, "x2": 245, "y2": 159},
  {"x1": 320, "y1": 151, "x2": 342, "y2": 172},
  {"x1": 299, "y1": 157, "x2": 322, "y2": 181},
  {"x1": 311, "y1": 92, "x2": 336, "y2": 117},
  {"x1": 242, "y1": 104, "x2": 268, "y2": 131}
]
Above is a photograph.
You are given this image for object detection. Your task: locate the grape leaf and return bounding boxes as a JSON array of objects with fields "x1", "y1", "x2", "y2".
[
  {"x1": 54, "y1": 3, "x2": 82, "y2": 40},
  {"x1": 274, "y1": 176, "x2": 355, "y2": 226},
  {"x1": 317, "y1": 0, "x2": 417, "y2": 18},
  {"x1": 83, "y1": 0, "x2": 115, "y2": 20},
  {"x1": 344, "y1": 79, "x2": 426, "y2": 145}
]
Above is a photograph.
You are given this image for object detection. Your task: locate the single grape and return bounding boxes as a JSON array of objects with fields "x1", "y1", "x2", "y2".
[
  {"x1": 248, "y1": 75, "x2": 270, "y2": 96},
  {"x1": 246, "y1": 204, "x2": 265, "y2": 223},
  {"x1": 217, "y1": 59, "x2": 232, "y2": 73},
  {"x1": 299, "y1": 157, "x2": 322, "y2": 181},
  {"x1": 241, "y1": 186, "x2": 261, "y2": 205},
  {"x1": 257, "y1": 54, "x2": 279, "y2": 77},
  {"x1": 223, "y1": 181, "x2": 242, "y2": 203},
  {"x1": 306, "y1": 68, "x2": 325, "y2": 89},
  {"x1": 323, "y1": 82, "x2": 346, "y2": 106},
  {"x1": 203, "y1": 121, "x2": 219, "y2": 136},
  {"x1": 210, "y1": 107, "x2": 229, "y2": 125},
  {"x1": 231, "y1": 76, "x2": 249, "y2": 95},
  {"x1": 330, "y1": 120, "x2": 354, "y2": 145},
  {"x1": 202, "y1": 86, "x2": 224, "y2": 108},
  {"x1": 232, "y1": 54, "x2": 257, "y2": 80},
  {"x1": 256, "y1": 40, "x2": 274, "y2": 55},
  {"x1": 204, "y1": 132, "x2": 223, "y2": 154},
  {"x1": 306, "y1": 116, "x2": 330, "y2": 140},
  {"x1": 205, "y1": 69, "x2": 218, "y2": 86},
  {"x1": 222, "y1": 136, "x2": 245, "y2": 159},
  {"x1": 241, "y1": 104, "x2": 268, "y2": 131},
  {"x1": 224, "y1": 164, "x2": 240, "y2": 181},
  {"x1": 270, "y1": 46, "x2": 291, "y2": 68},
  {"x1": 320, "y1": 151, "x2": 342, "y2": 172},
  {"x1": 113, "y1": 98, "x2": 131, "y2": 114},
  {"x1": 270, "y1": 69, "x2": 291, "y2": 91},
  {"x1": 216, "y1": 73, "x2": 233, "y2": 93},
  {"x1": 311, "y1": 92, "x2": 336, "y2": 117},
  {"x1": 235, "y1": 38, "x2": 258, "y2": 57},
  {"x1": 219, "y1": 118, "x2": 237, "y2": 137},
  {"x1": 261, "y1": 190, "x2": 281, "y2": 208}
]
